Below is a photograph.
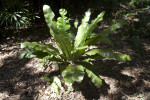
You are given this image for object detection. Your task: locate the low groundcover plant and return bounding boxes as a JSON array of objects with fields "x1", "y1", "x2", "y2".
[{"x1": 19, "y1": 5, "x2": 131, "y2": 91}]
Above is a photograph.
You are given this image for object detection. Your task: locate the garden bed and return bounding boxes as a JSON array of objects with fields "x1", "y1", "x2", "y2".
[{"x1": 0, "y1": 23, "x2": 150, "y2": 100}]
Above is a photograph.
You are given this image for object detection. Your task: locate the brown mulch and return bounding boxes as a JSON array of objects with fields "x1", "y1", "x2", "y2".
[{"x1": 0, "y1": 27, "x2": 150, "y2": 100}]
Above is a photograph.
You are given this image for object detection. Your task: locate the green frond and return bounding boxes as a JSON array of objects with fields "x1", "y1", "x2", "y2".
[
  {"x1": 74, "y1": 9, "x2": 91, "y2": 48},
  {"x1": 74, "y1": 10, "x2": 105, "y2": 48},
  {"x1": 80, "y1": 62, "x2": 102, "y2": 88},
  {"x1": 71, "y1": 45, "x2": 88, "y2": 61},
  {"x1": 19, "y1": 49, "x2": 36, "y2": 59},
  {"x1": 85, "y1": 34, "x2": 113, "y2": 46},
  {"x1": 54, "y1": 34, "x2": 73, "y2": 60},
  {"x1": 20, "y1": 42, "x2": 59, "y2": 55},
  {"x1": 43, "y1": 5, "x2": 57, "y2": 36},
  {"x1": 57, "y1": 9, "x2": 71, "y2": 40},
  {"x1": 61, "y1": 64, "x2": 85, "y2": 85},
  {"x1": 85, "y1": 19, "x2": 127, "y2": 45},
  {"x1": 85, "y1": 48, "x2": 131, "y2": 61},
  {"x1": 51, "y1": 77, "x2": 62, "y2": 94}
]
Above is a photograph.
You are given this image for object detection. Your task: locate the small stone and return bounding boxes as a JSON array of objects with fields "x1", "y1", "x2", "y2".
[
  {"x1": 6, "y1": 95, "x2": 20, "y2": 100},
  {"x1": 0, "y1": 92, "x2": 9, "y2": 99},
  {"x1": 121, "y1": 96, "x2": 127, "y2": 100}
]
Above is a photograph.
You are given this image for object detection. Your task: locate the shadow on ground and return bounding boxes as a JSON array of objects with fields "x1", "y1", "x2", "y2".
[
  {"x1": 0, "y1": 55, "x2": 48, "y2": 99},
  {"x1": 72, "y1": 34, "x2": 150, "y2": 99}
]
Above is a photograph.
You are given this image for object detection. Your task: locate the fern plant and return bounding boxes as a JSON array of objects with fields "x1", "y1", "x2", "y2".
[{"x1": 20, "y1": 5, "x2": 131, "y2": 88}]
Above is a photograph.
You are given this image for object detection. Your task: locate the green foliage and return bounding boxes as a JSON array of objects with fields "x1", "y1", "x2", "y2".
[
  {"x1": 0, "y1": 0, "x2": 40, "y2": 37},
  {"x1": 20, "y1": 5, "x2": 131, "y2": 89},
  {"x1": 128, "y1": 0, "x2": 150, "y2": 8},
  {"x1": 139, "y1": 93, "x2": 144, "y2": 100},
  {"x1": 61, "y1": 65, "x2": 85, "y2": 85},
  {"x1": 115, "y1": 2, "x2": 149, "y2": 54},
  {"x1": 51, "y1": 77, "x2": 62, "y2": 94},
  {"x1": 42, "y1": 76, "x2": 63, "y2": 94},
  {"x1": 42, "y1": 76, "x2": 51, "y2": 83},
  {"x1": 0, "y1": 0, "x2": 30, "y2": 30},
  {"x1": 85, "y1": 49, "x2": 131, "y2": 62},
  {"x1": 74, "y1": 9, "x2": 105, "y2": 48}
]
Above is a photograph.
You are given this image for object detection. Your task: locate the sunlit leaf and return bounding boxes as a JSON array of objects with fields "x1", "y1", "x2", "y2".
[
  {"x1": 74, "y1": 10, "x2": 105, "y2": 48},
  {"x1": 85, "y1": 48, "x2": 131, "y2": 61},
  {"x1": 51, "y1": 76, "x2": 62, "y2": 94},
  {"x1": 61, "y1": 64, "x2": 85, "y2": 85}
]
